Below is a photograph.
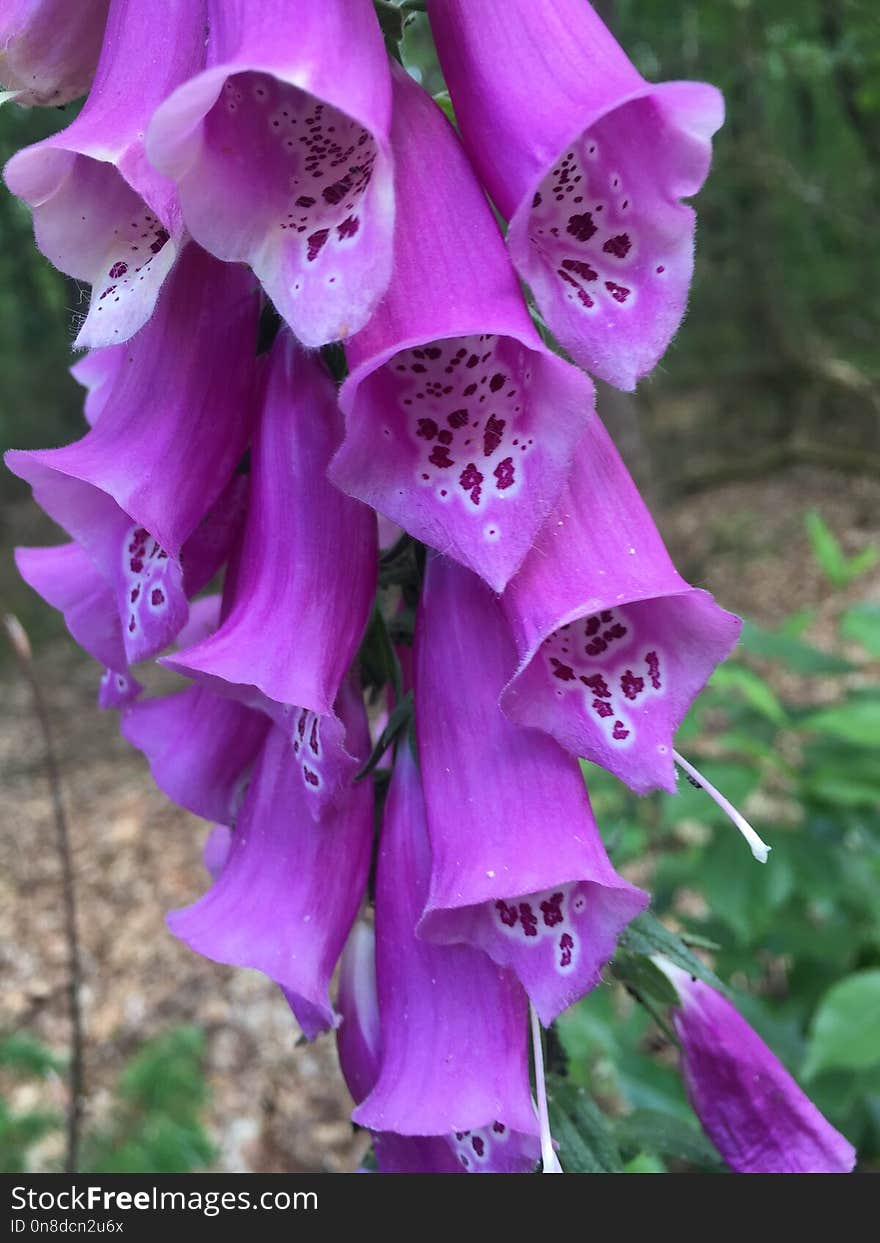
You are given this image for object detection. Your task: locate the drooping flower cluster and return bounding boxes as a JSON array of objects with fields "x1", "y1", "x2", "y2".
[{"x1": 4, "y1": 0, "x2": 854, "y2": 1175}]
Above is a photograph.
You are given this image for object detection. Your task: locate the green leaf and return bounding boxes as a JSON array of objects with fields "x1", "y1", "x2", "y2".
[
  {"x1": 709, "y1": 664, "x2": 787, "y2": 724},
  {"x1": 0, "y1": 1033, "x2": 62, "y2": 1078},
  {"x1": 546, "y1": 1077, "x2": 622, "y2": 1173},
  {"x1": 355, "y1": 690, "x2": 413, "y2": 780},
  {"x1": 802, "y1": 696, "x2": 880, "y2": 747},
  {"x1": 841, "y1": 604, "x2": 880, "y2": 659},
  {"x1": 432, "y1": 90, "x2": 456, "y2": 125},
  {"x1": 615, "y1": 1109, "x2": 724, "y2": 1169},
  {"x1": 739, "y1": 620, "x2": 855, "y2": 674},
  {"x1": 805, "y1": 510, "x2": 878, "y2": 587},
  {"x1": 617, "y1": 912, "x2": 728, "y2": 995},
  {"x1": 611, "y1": 953, "x2": 680, "y2": 1008},
  {"x1": 803, "y1": 970, "x2": 880, "y2": 1080}
]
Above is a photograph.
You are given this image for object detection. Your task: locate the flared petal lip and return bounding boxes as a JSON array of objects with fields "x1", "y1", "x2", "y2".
[
  {"x1": 506, "y1": 79, "x2": 724, "y2": 242},
  {"x1": 4, "y1": 130, "x2": 179, "y2": 232},
  {"x1": 339, "y1": 316, "x2": 545, "y2": 417},
  {"x1": 147, "y1": 57, "x2": 393, "y2": 184},
  {"x1": 502, "y1": 584, "x2": 743, "y2": 711},
  {"x1": 420, "y1": 855, "x2": 646, "y2": 928}
]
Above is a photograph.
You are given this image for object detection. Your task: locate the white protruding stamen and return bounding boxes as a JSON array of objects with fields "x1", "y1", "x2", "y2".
[
  {"x1": 673, "y1": 748, "x2": 771, "y2": 864},
  {"x1": 530, "y1": 1003, "x2": 563, "y2": 1174}
]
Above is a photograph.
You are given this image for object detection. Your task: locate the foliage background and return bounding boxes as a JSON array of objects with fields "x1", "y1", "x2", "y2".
[{"x1": 1, "y1": 0, "x2": 878, "y2": 1172}]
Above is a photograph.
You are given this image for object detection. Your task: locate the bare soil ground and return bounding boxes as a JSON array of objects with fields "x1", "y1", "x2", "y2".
[{"x1": 2, "y1": 463, "x2": 878, "y2": 1172}]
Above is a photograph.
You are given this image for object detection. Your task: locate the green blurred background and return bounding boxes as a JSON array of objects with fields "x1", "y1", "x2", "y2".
[{"x1": 1, "y1": 0, "x2": 878, "y2": 1172}]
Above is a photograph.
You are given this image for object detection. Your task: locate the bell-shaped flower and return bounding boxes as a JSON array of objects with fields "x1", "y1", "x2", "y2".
[
  {"x1": 4, "y1": 0, "x2": 209, "y2": 347},
  {"x1": 121, "y1": 685, "x2": 270, "y2": 827},
  {"x1": 97, "y1": 666, "x2": 142, "y2": 710},
  {"x1": 415, "y1": 553, "x2": 648, "y2": 1025},
  {"x1": 6, "y1": 245, "x2": 258, "y2": 668},
  {"x1": 427, "y1": 0, "x2": 723, "y2": 390},
  {"x1": 0, "y1": 0, "x2": 110, "y2": 106},
  {"x1": 338, "y1": 922, "x2": 539, "y2": 1174},
  {"x1": 329, "y1": 64, "x2": 592, "y2": 593},
  {"x1": 655, "y1": 959, "x2": 857, "y2": 1174},
  {"x1": 146, "y1": 0, "x2": 394, "y2": 347},
  {"x1": 167, "y1": 681, "x2": 373, "y2": 1040},
  {"x1": 69, "y1": 346, "x2": 127, "y2": 427},
  {"x1": 501, "y1": 416, "x2": 741, "y2": 795},
  {"x1": 352, "y1": 745, "x2": 538, "y2": 1143},
  {"x1": 165, "y1": 332, "x2": 375, "y2": 716}
]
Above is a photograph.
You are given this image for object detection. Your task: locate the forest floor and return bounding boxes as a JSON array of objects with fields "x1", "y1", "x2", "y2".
[{"x1": 2, "y1": 462, "x2": 878, "y2": 1173}]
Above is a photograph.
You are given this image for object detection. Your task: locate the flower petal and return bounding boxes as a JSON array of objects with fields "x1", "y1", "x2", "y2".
[
  {"x1": 416, "y1": 554, "x2": 648, "y2": 1025},
  {"x1": 0, "y1": 0, "x2": 110, "y2": 106},
  {"x1": 4, "y1": 0, "x2": 208, "y2": 346},
  {"x1": 146, "y1": 0, "x2": 394, "y2": 346},
  {"x1": 330, "y1": 64, "x2": 592, "y2": 592},
  {"x1": 121, "y1": 685, "x2": 270, "y2": 825},
  {"x1": 656, "y1": 961, "x2": 857, "y2": 1174},
  {"x1": 428, "y1": 0, "x2": 723, "y2": 389},
  {"x1": 167, "y1": 693, "x2": 372, "y2": 1037},
  {"x1": 352, "y1": 745, "x2": 536, "y2": 1137},
  {"x1": 164, "y1": 333, "x2": 375, "y2": 717},
  {"x1": 502, "y1": 417, "x2": 741, "y2": 794}
]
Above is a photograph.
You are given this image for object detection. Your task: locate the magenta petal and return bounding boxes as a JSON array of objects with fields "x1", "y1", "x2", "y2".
[
  {"x1": 415, "y1": 554, "x2": 648, "y2": 1025},
  {"x1": 15, "y1": 541, "x2": 124, "y2": 672},
  {"x1": 502, "y1": 418, "x2": 741, "y2": 794},
  {"x1": 146, "y1": 0, "x2": 394, "y2": 347},
  {"x1": 97, "y1": 666, "x2": 143, "y2": 710},
  {"x1": 657, "y1": 963, "x2": 857, "y2": 1174},
  {"x1": 167, "y1": 705, "x2": 373, "y2": 1038},
  {"x1": 337, "y1": 924, "x2": 463, "y2": 1174},
  {"x1": 4, "y1": 0, "x2": 208, "y2": 346},
  {"x1": 352, "y1": 746, "x2": 536, "y2": 1138},
  {"x1": 330, "y1": 65, "x2": 592, "y2": 592},
  {"x1": 0, "y1": 0, "x2": 110, "y2": 105},
  {"x1": 121, "y1": 685, "x2": 269, "y2": 825},
  {"x1": 165, "y1": 334, "x2": 376, "y2": 716},
  {"x1": 5, "y1": 246, "x2": 258, "y2": 665},
  {"x1": 428, "y1": 0, "x2": 723, "y2": 390},
  {"x1": 70, "y1": 347, "x2": 127, "y2": 427}
]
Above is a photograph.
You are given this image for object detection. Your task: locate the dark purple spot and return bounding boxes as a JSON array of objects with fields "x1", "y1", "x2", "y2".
[
  {"x1": 612, "y1": 720, "x2": 630, "y2": 740},
  {"x1": 416, "y1": 417, "x2": 438, "y2": 440},
  {"x1": 307, "y1": 228, "x2": 329, "y2": 261},
  {"x1": 620, "y1": 670, "x2": 645, "y2": 701},
  {"x1": 566, "y1": 211, "x2": 597, "y2": 242},
  {"x1": 494, "y1": 456, "x2": 515, "y2": 490},
  {"x1": 519, "y1": 903, "x2": 539, "y2": 937},
  {"x1": 337, "y1": 214, "x2": 359, "y2": 239},
  {"x1": 605, "y1": 281, "x2": 631, "y2": 303},
  {"x1": 448, "y1": 409, "x2": 468, "y2": 429},
  {"x1": 429, "y1": 444, "x2": 454, "y2": 469},
  {"x1": 483, "y1": 414, "x2": 506, "y2": 457},
  {"x1": 496, "y1": 900, "x2": 518, "y2": 928},
  {"x1": 540, "y1": 892, "x2": 564, "y2": 928},
  {"x1": 550, "y1": 658, "x2": 575, "y2": 682},
  {"x1": 602, "y1": 233, "x2": 631, "y2": 259}
]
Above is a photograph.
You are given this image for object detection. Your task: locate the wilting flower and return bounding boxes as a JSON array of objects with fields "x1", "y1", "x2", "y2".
[
  {"x1": 351, "y1": 744, "x2": 539, "y2": 1154},
  {"x1": 330, "y1": 64, "x2": 593, "y2": 592},
  {"x1": 6, "y1": 244, "x2": 258, "y2": 667},
  {"x1": 428, "y1": 0, "x2": 723, "y2": 390},
  {"x1": 0, "y1": 0, "x2": 110, "y2": 106},
  {"x1": 4, "y1": 0, "x2": 208, "y2": 347},
  {"x1": 655, "y1": 959, "x2": 857, "y2": 1174},
  {"x1": 146, "y1": 0, "x2": 394, "y2": 347},
  {"x1": 415, "y1": 553, "x2": 648, "y2": 1025},
  {"x1": 168, "y1": 680, "x2": 373, "y2": 1040},
  {"x1": 501, "y1": 415, "x2": 742, "y2": 795}
]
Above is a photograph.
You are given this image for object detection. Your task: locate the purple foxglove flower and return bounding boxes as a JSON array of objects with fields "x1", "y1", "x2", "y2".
[
  {"x1": 352, "y1": 745, "x2": 538, "y2": 1141},
  {"x1": 164, "y1": 332, "x2": 376, "y2": 719},
  {"x1": 427, "y1": 0, "x2": 723, "y2": 391},
  {"x1": 339, "y1": 922, "x2": 539, "y2": 1174},
  {"x1": 121, "y1": 686, "x2": 270, "y2": 826},
  {"x1": 3, "y1": 0, "x2": 208, "y2": 348},
  {"x1": 168, "y1": 685, "x2": 373, "y2": 1040},
  {"x1": 146, "y1": 0, "x2": 394, "y2": 348},
  {"x1": 329, "y1": 64, "x2": 593, "y2": 593},
  {"x1": 655, "y1": 960, "x2": 857, "y2": 1174},
  {"x1": 415, "y1": 553, "x2": 648, "y2": 1026},
  {"x1": 98, "y1": 666, "x2": 142, "y2": 710},
  {"x1": 6, "y1": 245, "x2": 258, "y2": 667},
  {"x1": 0, "y1": 0, "x2": 110, "y2": 106},
  {"x1": 501, "y1": 416, "x2": 742, "y2": 795}
]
